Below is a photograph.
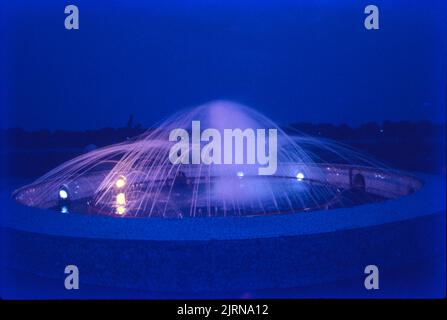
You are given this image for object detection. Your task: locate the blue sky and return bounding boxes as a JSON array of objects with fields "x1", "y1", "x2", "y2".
[{"x1": 0, "y1": 0, "x2": 446, "y2": 130}]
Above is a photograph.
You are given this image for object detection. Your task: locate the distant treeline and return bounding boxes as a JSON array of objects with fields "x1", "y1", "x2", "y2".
[
  {"x1": 1, "y1": 121, "x2": 445, "y2": 149},
  {"x1": 1, "y1": 127, "x2": 146, "y2": 149},
  {"x1": 0, "y1": 121, "x2": 445, "y2": 177},
  {"x1": 285, "y1": 121, "x2": 445, "y2": 142}
]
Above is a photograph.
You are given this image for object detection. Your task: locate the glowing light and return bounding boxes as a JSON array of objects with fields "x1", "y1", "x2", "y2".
[
  {"x1": 237, "y1": 171, "x2": 244, "y2": 177},
  {"x1": 61, "y1": 206, "x2": 69, "y2": 213},
  {"x1": 115, "y1": 176, "x2": 126, "y2": 188},
  {"x1": 296, "y1": 172, "x2": 304, "y2": 181},
  {"x1": 116, "y1": 206, "x2": 126, "y2": 215},
  {"x1": 116, "y1": 192, "x2": 126, "y2": 205},
  {"x1": 59, "y1": 188, "x2": 68, "y2": 200}
]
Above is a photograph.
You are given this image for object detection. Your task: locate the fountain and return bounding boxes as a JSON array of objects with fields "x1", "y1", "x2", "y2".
[
  {"x1": 12, "y1": 101, "x2": 416, "y2": 218},
  {"x1": 3, "y1": 101, "x2": 443, "y2": 297}
]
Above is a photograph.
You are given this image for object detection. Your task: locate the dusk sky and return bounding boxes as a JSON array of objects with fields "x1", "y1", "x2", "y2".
[{"x1": 0, "y1": 0, "x2": 446, "y2": 130}]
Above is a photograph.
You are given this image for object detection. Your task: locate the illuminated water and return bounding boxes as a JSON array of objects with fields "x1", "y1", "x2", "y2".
[{"x1": 14, "y1": 101, "x2": 389, "y2": 218}]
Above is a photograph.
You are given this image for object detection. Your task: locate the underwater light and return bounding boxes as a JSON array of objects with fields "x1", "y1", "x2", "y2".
[
  {"x1": 296, "y1": 172, "x2": 304, "y2": 181},
  {"x1": 115, "y1": 176, "x2": 126, "y2": 189},
  {"x1": 237, "y1": 171, "x2": 244, "y2": 177},
  {"x1": 58, "y1": 186, "x2": 69, "y2": 200},
  {"x1": 116, "y1": 193, "x2": 126, "y2": 205},
  {"x1": 116, "y1": 206, "x2": 126, "y2": 215}
]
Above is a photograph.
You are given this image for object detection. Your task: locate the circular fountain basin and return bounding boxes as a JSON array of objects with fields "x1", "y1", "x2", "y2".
[
  {"x1": 1, "y1": 164, "x2": 445, "y2": 297},
  {"x1": 12, "y1": 163, "x2": 421, "y2": 218}
]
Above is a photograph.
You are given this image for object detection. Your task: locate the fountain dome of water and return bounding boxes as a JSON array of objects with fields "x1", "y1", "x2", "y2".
[{"x1": 13, "y1": 101, "x2": 417, "y2": 218}]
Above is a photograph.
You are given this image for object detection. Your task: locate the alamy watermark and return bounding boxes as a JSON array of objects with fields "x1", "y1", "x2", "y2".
[
  {"x1": 168, "y1": 121, "x2": 278, "y2": 176},
  {"x1": 64, "y1": 4, "x2": 379, "y2": 31},
  {"x1": 364, "y1": 264, "x2": 379, "y2": 290},
  {"x1": 64, "y1": 264, "x2": 79, "y2": 290}
]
